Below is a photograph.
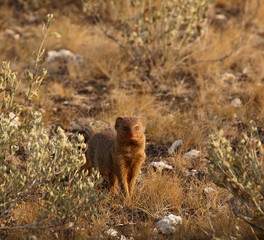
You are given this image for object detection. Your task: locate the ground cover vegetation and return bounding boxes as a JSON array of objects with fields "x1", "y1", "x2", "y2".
[{"x1": 0, "y1": 0, "x2": 263, "y2": 239}]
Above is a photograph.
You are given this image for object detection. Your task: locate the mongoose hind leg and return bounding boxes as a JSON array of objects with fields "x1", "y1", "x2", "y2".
[{"x1": 108, "y1": 173, "x2": 118, "y2": 193}]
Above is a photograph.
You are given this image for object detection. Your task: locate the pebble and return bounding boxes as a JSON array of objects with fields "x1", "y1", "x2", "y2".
[
  {"x1": 150, "y1": 161, "x2": 173, "y2": 171},
  {"x1": 204, "y1": 187, "x2": 215, "y2": 194},
  {"x1": 47, "y1": 49, "x2": 83, "y2": 64},
  {"x1": 183, "y1": 150, "x2": 201, "y2": 159},
  {"x1": 168, "y1": 140, "x2": 183, "y2": 155},
  {"x1": 215, "y1": 14, "x2": 227, "y2": 21},
  {"x1": 230, "y1": 98, "x2": 242, "y2": 108},
  {"x1": 155, "y1": 214, "x2": 183, "y2": 234},
  {"x1": 105, "y1": 228, "x2": 118, "y2": 237}
]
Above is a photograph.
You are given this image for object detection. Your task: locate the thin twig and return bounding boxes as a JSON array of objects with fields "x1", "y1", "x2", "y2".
[
  {"x1": 195, "y1": 50, "x2": 234, "y2": 63},
  {"x1": 95, "y1": 16, "x2": 135, "y2": 61},
  {"x1": 231, "y1": 199, "x2": 264, "y2": 232}
]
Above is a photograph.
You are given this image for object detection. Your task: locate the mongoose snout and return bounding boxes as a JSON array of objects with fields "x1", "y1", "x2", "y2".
[{"x1": 80, "y1": 117, "x2": 146, "y2": 199}]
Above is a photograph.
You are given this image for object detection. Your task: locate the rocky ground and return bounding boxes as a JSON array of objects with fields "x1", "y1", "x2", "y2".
[{"x1": 1, "y1": 0, "x2": 264, "y2": 239}]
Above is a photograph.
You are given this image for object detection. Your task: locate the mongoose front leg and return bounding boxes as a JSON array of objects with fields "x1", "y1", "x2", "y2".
[
  {"x1": 116, "y1": 167, "x2": 129, "y2": 197},
  {"x1": 120, "y1": 176, "x2": 129, "y2": 198},
  {"x1": 127, "y1": 165, "x2": 141, "y2": 196},
  {"x1": 128, "y1": 176, "x2": 136, "y2": 196}
]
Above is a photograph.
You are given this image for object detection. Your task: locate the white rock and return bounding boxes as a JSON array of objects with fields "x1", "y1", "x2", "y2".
[
  {"x1": 5, "y1": 29, "x2": 15, "y2": 35},
  {"x1": 67, "y1": 222, "x2": 74, "y2": 228},
  {"x1": 215, "y1": 14, "x2": 227, "y2": 21},
  {"x1": 230, "y1": 98, "x2": 242, "y2": 108},
  {"x1": 221, "y1": 73, "x2": 236, "y2": 82},
  {"x1": 47, "y1": 49, "x2": 83, "y2": 64},
  {"x1": 106, "y1": 228, "x2": 118, "y2": 237},
  {"x1": 204, "y1": 187, "x2": 215, "y2": 194},
  {"x1": 168, "y1": 140, "x2": 183, "y2": 155},
  {"x1": 189, "y1": 169, "x2": 198, "y2": 176},
  {"x1": 155, "y1": 214, "x2": 182, "y2": 235},
  {"x1": 28, "y1": 235, "x2": 38, "y2": 240},
  {"x1": 150, "y1": 162, "x2": 173, "y2": 171},
  {"x1": 153, "y1": 228, "x2": 159, "y2": 234},
  {"x1": 183, "y1": 150, "x2": 201, "y2": 159},
  {"x1": 120, "y1": 236, "x2": 134, "y2": 240},
  {"x1": 243, "y1": 67, "x2": 251, "y2": 75},
  {"x1": 5, "y1": 29, "x2": 20, "y2": 40}
]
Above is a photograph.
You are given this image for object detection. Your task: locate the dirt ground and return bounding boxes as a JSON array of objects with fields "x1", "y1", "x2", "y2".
[{"x1": 0, "y1": 0, "x2": 264, "y2": 239}]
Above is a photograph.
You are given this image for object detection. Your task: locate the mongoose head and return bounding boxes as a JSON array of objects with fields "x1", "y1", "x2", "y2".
[{"x1": 115, "y1": 117, "x2": 146, "y2": 144}]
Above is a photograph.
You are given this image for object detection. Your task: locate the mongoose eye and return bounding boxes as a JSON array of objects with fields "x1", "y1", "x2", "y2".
[
  {"x1": 122, "y1": 127, "x2": 128, "y2": 131},
  {"x1": 134, "y1": 126, "x2": 139, "y2": 131}
]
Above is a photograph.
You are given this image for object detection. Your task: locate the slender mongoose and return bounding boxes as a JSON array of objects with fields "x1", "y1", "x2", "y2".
[{"x1": 80, "y1": 117, "x2": 146, "y2": 198}]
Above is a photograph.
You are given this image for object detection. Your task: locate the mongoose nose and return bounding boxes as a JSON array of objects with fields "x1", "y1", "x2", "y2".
[{"x1": 130, "y1": 131, "x2": 134, "y2": 137}]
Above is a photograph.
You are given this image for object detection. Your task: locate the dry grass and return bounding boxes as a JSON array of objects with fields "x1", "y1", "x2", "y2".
[{"x1": 1, "y1": 0, "x2": 264, "y2": 239}]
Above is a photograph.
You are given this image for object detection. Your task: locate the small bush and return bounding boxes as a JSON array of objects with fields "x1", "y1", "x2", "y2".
[
  {"x1": 207, "y1": 127, "x2": 264, "y2": 230},
  {"x1": 0, "y1": 14, "x2": 103, "y2": 230},
  {"x1": 86, "y1": 0, "x2": 214, "y2": 72}
]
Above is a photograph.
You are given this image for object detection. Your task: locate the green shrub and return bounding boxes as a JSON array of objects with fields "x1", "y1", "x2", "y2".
[
  {"x1": 0, "y1": 14, "x2": 104, "y2": 230},
  {"x1": 85, "y1": 0, "x2": 214, "y2": 72},
  {"x1": 207, "y1": 127, "x2": 264, "y2": 230}
]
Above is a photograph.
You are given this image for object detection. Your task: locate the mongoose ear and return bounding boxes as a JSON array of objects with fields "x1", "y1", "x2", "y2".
[
  {"x1": 115, "y1": 117, "x2": 124, "y2": 129},
  {"x1": 139, "y1": 117, "x2": 146, "y2": 130}
]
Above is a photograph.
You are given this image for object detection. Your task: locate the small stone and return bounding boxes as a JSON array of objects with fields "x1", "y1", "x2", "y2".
[
  {"x1": 155, "y1": 214, "x2": 183, "y2": 235},
  {"x1": 106, "y1": 228, "x2": 118, "y2": 237},
  {"x1": 5, "y1": 29, "x2": 20, "y2": 40},
  {"x1": 5, "y1": 29, "x2": 16, "y2": 37},
  {"x1": 242, "y1": 68, "x2": 250, "y2": 75},
  {"x1": 221, "y1": 73, "x2": 236, "y2": 82},
  {"x1": 168, "y1": 140, "x2": 183, "y2": 155},
  {"x1": 150, "y1": 162, "x2": 173, "y2": 171},
  {"x1": 63, "y1": 101, "x2": 69, "y2": 106},
  {"x1": 14, "y1": 34, "x2": 20, "y2": 40},
  {"x1": 67, "y1": 222, "x2": 74, "y2": 228},
  {"x1": 47, "y1": 49, "x2": 83, "y2": 64},
  {"x1": 190, "y1": 169, "x2": 198, "y2": 176},
  {"x1": 184, "y1": 169, "x2": 198, "y2": 177},
  {"x1": 120, "y1": 236, "x2": 134, "y2": 240},
  {"x1": 39, "y1": 108, "x2": 46, "y2": 113},
  {"x1": 183, "y1": 150, "x2": 201, "y2": 159},
  {"x1": 86, "y1": 86, "x2": 94, "y2": 93},
  {"x1": 215, "y1": 14, "x2": 227, "y2": 21},
  {"x1": 28, "y1": 235, "x2": 38, "y2": 240},
  {"x1": 230, "y1": 98, "x2": 242, "y2": 108},
  {"x1": 204, "y1": 187, "x2": 215, "y2": 194}
]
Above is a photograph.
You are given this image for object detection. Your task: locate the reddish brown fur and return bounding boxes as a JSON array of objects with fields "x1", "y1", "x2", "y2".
[{"x1": 80, "y1": 117, "x2": 146, "y2": 198}]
